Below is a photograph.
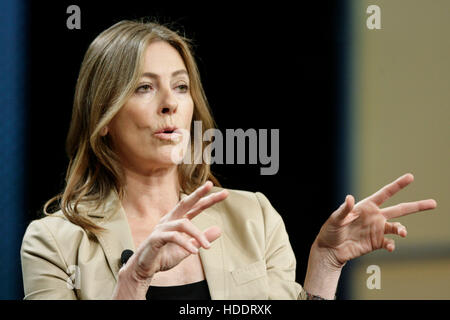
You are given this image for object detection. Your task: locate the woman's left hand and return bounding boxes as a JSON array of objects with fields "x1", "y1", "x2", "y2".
[{"x1": 314, "y1": 173, "x2": 437, "y2": 269}]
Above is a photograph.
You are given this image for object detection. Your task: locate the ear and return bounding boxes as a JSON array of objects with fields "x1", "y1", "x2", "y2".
[{"x1": 100, "y1": 126, "x2": 108, "y2": 137}]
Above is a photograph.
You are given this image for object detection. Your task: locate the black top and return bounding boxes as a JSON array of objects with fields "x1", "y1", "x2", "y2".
[
  {"x1": 119, "y1": 250, "x2": 210, "y2": 300},
  {"x1": 146, "y1": 279, "x2": 211, "y2": 300}
]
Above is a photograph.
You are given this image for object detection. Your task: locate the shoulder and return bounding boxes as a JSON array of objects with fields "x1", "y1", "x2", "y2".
[
  {"x1": 22, "y1": 193, "x2": 113, "y2": 248},
  {"x1": 23, "y1": 210, "x2": 85, "y2": 236},
  {"x1": 21, "y1": 211, "x2": 89, "y2": 259}
]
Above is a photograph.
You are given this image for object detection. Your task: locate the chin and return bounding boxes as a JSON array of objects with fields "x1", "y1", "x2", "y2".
[{"x1": 155, "y1": 147, "x2": 187, "y2": 165}]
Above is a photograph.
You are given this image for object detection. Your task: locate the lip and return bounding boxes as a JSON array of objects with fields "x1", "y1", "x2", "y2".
[
  {"x1": 154, "y1": 125, "x2": 178, "y2": 134},
  {"x1": 154, "y1": 126, "x2": 182, "y2": 141}
]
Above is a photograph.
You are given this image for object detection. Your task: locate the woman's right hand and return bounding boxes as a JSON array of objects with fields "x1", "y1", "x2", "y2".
[{"x1": 112, "y1": 181, "x2": 228, "y2": 299}]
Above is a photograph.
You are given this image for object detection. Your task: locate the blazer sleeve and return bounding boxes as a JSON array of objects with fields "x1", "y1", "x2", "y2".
[
  {"x1": 20, "y1": 219, "x2": 77, "y2": 300},
  {"x1": 255, "y1": 192, "x2": 308, "y2": 300}
]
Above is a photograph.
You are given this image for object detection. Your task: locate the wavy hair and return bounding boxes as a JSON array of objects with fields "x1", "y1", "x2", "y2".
[{"x1": 44, "y1": 19, "x2": 221, "y2": 235}]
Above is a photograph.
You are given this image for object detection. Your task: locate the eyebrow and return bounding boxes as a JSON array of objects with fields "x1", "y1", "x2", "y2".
[{"x1": 140, "y1": 69, "x2": 188, "y2": 79}]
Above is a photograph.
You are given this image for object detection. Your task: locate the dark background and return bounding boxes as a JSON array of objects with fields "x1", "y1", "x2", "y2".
[{"x1": 25, "y1": 1, "x2": 350, "y2": 298}]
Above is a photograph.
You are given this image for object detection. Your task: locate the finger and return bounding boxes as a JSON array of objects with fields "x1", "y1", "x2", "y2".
[
  {"x1": 162, "y1": 218, "x2": 211, "y2": 249},
  {"x1": 160, "y1": 231, "x2": 199, "y2": 254},
  {"x1": 334, "y1": 195, "x2": 355, "y2": 220},
  {"x1": 367, "y1": 173, "x2": 414, "y2": 206},
  {"x1": 184, "y1": 189, "x2": 229, "y2": 220},
  {"x1": 380, "y1": 199, "x2": 437, "y2": 219},
  {"x1": 203, "y1": 225, "x2": 221, "y2": 243},
  {"x1": 171, "y1": 181, "x2": 213, "y2": 219},
  {"x1": 382, "y1": 237, "x2": 395, "y2": 252},
  {"x1": 384, "y1": 222, "x2": 407, "y2": 238},
  {"x1": 189, "y1": 226, "x2": 222, "y2": 249}
]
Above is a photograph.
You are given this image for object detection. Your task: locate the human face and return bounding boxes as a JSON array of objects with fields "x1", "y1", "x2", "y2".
[{"x1": 107, "y1": 40, "x2": 194, "y2": 172}]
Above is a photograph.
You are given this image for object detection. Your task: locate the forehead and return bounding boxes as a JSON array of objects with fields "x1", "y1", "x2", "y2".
[{"x1": 141, "y1": 40, "x2": 187, "y2": 75}]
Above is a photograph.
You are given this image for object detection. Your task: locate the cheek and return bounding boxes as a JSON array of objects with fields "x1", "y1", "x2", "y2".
[
  {"x1": 180, "y1": 97, "x2": 194, "y2": 125},
  {"x1": 116, "y1": 103, "x2": 153, "y2": 131},
  {"x1": 128, "y1": 104, "x2": 153, "y2": 128},
  {"x1": 109, "y1": 106, "x2": 154, "y2": 149}
]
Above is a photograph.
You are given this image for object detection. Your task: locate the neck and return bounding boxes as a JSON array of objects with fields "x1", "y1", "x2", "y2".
[{"x1": 121, "y1": 164, "x2": 181, "y2": 220}]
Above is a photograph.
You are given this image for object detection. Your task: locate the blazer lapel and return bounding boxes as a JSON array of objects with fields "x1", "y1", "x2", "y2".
[
  {"x1": 88, "y1": 189, "x2": 136, "y2": 282},
  {"x1": 89, "y1": 189, "x2": 227, "y2": 299}
]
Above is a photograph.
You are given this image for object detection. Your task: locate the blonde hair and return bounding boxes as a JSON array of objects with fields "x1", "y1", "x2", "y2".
[{"x1": 44, "y1": 19, "x2": 221, "y2": 235}]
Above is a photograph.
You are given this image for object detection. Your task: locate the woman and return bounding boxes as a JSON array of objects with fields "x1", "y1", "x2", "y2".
[{"x1": 20, "y1": 19, "x2": 437, "y2": 300}]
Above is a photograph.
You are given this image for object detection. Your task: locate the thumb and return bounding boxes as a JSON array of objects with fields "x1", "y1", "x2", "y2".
[{"x1": 334, "y1": 195, "x2": 355, "y2": 220}]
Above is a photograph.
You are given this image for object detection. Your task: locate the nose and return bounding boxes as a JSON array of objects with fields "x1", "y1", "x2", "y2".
[{"x1": 158, "y1": 87, "x2": 178, "y2": 115}]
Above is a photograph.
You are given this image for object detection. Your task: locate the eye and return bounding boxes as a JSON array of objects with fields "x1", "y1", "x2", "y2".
[
  {"x1": 176, "y1": 84, "x2": 189, "y2": 93},
  {"x1": 136, "y1": 84, "x2": 153, "y2": 93}
]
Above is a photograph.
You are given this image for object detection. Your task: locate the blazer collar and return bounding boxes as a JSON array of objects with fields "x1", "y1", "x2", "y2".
[{"x1": 89, "y1": 188, "x2": 227, "y2": 299}]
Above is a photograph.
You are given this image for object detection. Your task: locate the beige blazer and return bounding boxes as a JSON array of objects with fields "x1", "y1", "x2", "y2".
[{"x1": 21, "y1": 186, "x2": 307, "y2": 300}]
